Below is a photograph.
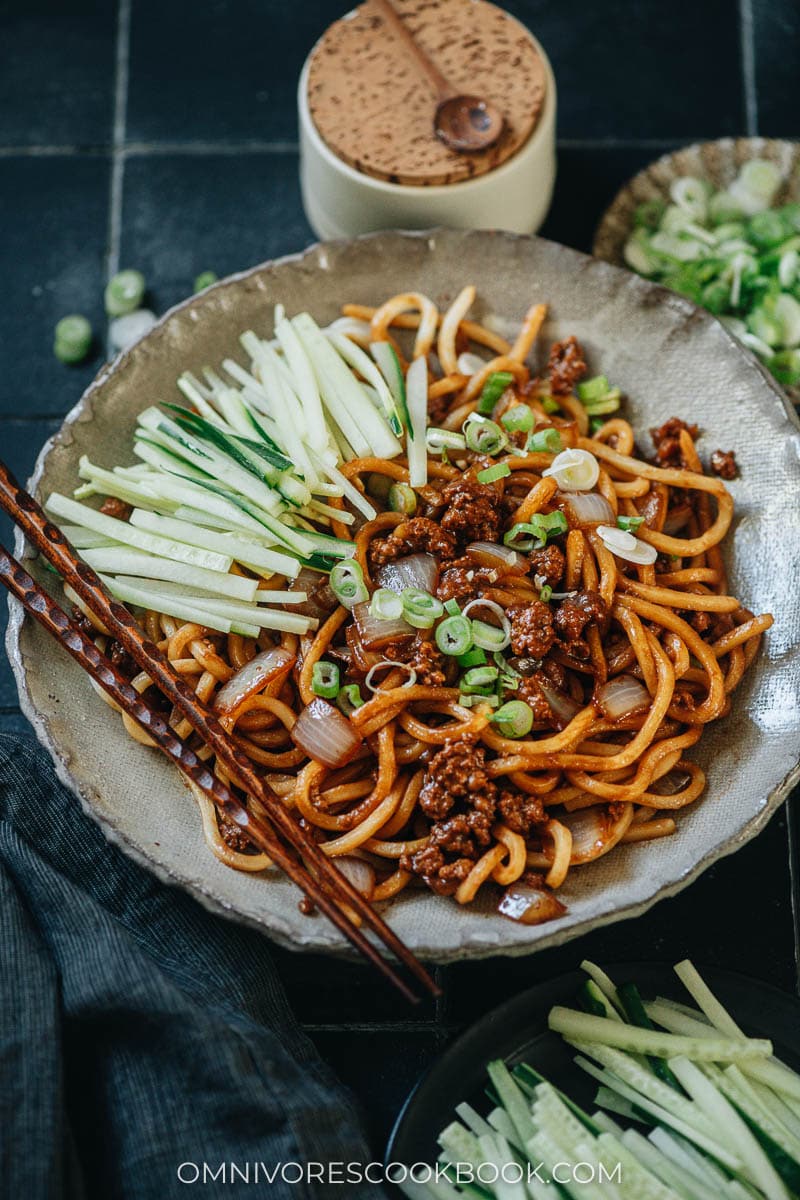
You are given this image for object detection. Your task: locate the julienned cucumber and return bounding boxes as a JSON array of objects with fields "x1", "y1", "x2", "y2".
[
  {"x1": 370, "y1": 339, "x2": 412, "y2": 434},
  {"x1": 548, "y1": 1007, "x2": 772, "y2": 1062}
]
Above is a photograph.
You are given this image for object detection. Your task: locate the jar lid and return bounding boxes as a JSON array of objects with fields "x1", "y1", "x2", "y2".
[{"x1": 306, "y1": 0, "x2": 547, "y2": 187}]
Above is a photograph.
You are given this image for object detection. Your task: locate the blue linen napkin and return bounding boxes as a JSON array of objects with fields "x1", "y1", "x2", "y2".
[{"x1": 0, "y1": 732, "x2": 386, "y2": 1199}]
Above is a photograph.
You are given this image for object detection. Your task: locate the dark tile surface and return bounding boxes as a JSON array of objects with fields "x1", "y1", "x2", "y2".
[
  {"x1": 0, "y1": 1, "x2": 117, "y2": 146},
  {"x1": 126, "y1": 0, "x2": 332, "y2": 144},
  {"x1": 752, "y1": 0, "x2": 800, "y2": 137},
  {"x1": 119, "y1": 152, "x2": 314, "y2": 313},
  {"x1": 0, "y1": 157, "x2": 109, "y2": 418}
]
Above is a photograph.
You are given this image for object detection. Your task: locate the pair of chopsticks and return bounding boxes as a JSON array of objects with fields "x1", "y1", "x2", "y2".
[{"x1": 0, "y1": 461, "x2": 438, "y2": 1005}]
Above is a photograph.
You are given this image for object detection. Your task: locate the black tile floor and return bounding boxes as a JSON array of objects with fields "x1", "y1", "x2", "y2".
[{"x1": 1, "y1": 0, "x2": 799, "y2": 1159}]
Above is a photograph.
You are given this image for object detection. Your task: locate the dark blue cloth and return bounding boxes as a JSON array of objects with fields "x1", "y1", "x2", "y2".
[{"x1": 0, "y1": 733, "x2": 385, "y2": 1199}]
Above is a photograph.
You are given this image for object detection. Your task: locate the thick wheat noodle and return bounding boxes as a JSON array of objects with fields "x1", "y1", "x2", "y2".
[
  {"x1": 622, "y1": 818, "x2": 677, "y2": 843},
  {"x1": 429, "y1": 374, "x2": 468, "y2": 400},
  {"x1": 341, "y1": 302, "x2": 512, "y2": 356},
  {"x1": 557, "y1": 394, "x2": 589, "y2": 434},
  {"x1": 438, "y1": 285, "x2": 477, "y2": 375},
  {"x1": 455, "y1": 843, "x2": 508, "y2": 903},
  {"x1": 712, "y1": 612, "x2": 773, "y2": 656},
  {"x1": 587, "y1": 530, "x2": 617, "y2": 609},
  {"x1": 373, "y1": 770, "x2": 425, "y2": 840},
  {"x1": 618, "y1": 577, "x2": 741, "y2": 612},
  {"x1": 565, "y1": 727, "x2": 702, "y2": 801},
  {"x1": 637, "y1": 760, "x2": 707, "y2": 809},
  {"x1": 596, "y1": 468, "x2": 620, "y2": 518},
  {"x1": 593, "y1": 418, "x2": 635, "y2": 455},
  {"x1": 491, "y1": 823, "x2": 528, "y2": 885},
  {"x1": 544, "y1": 819, "x2": 573, "y2": 887},
  {"x1": 613, "y1": 605, "x2": 658, "y2": 693},
  {"x1": 663, "y1": 631, "x2": 690, "y2": 678},
  {"x1": 369, "y1": 292, "x2": 439, "y2": 359},
  {"x1": 513, "y1": 477, "x2": 559, "y2": 524},
  {"x1": 188, "y1": 778, "x2": 273, "y2": 871},
  {"x1": 509, "y1": 303, "x2": 548, "y2": 363}
]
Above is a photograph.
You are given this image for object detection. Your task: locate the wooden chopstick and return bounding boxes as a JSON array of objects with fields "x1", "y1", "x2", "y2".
[
  {"x1": 0, "y1": 542, "x2": 424, "y2": 1004},
  {"x1": 0, "y1": 461, "x2": 439, "y2": 1001}
]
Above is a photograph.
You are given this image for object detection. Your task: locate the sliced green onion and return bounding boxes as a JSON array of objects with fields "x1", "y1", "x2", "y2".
[
  {"x1": 426, "y1": 427, "x2": 467, "y2": 453},
  {"x1": 770, "y1": 348, "x2": 800, "y2": 386},
  {"x1": 477, "y1": 370, "x2": 515, "y2": 414},
  {"x1": 370, "y1": 587, "x2": 404, "y2": 621},
  {"x1": 541, "y1": 396, "x2": 560, "y2": 414},
  {"x1": 589, "y1": 417, "x2": 605, "y2": 435},
  {"x1": 194, "y1": 271, "x2": 218, "y2": 292},
  {"x1": 617, "y1": 515, "x2": 645, "y2": 532},
  {"x1": 476, "y1": 462, "x2": 511, "y2": 484},
  {"x1": 539, "y1": 584, "x2": 552, "y2": 602},
  {"x1": 311, "y1": 660, "x2": 340, "y2": 698},
  {"x1": 329, "y1": 559, "x2": 368, "y2": 609},
  {"x1": 526, "y1": 427, "x2": 563, "y2": 454},
  {"x1": 503, "y1": 511, "x2": 568, "y2": 551},
  {"x1": 366, "y1": 472, "x2": 393, "y2": 504},
  {"x1": 401, "y1": 588, "x2": 444, "y2": 629},
  {"x1": 435, "y1": 615, "x2": 473, "y2": 656},
  {"x1": 457, "y1": 646, "x2": 486, "y2": 668},
  {"x1": 388, "y1": 482, "x2": 417, "y2": 515},
  {"x1": 501, "y1": 405, "x2": 534, "y2": 433},
  {"x1": 491, "y1": 699, "x2": 534, "y2": 738},
  {"x1": 105, "y1": 269, "x2": 146, "y2": 317},
  {"x1": 458, "y1": 693, "x2": 500, "y2": 709},
  {"x1": 336, "y1": 683, "x2": 364, "y2": 715},
  {"x1": 577, "y1": 375, "x2": 610, "y2": 402},
  {"x1": 54, "y1": 314, "x2": 92, "y2": 364},
  {"x1": 461, "y1": 665, "x2": 499, "y2": 693},
  {"x1": 471, "y1": 618, "x2": 509, "y2": 652},
  {"x1": 444, "y1": 598, "x2": 462, "y2": 616},
  {"x1": 582, "y1": 388, "x2": 621, "y2": 416},
  {"x1": 463, "y1": 415, "x2": 509, "y2": 456}
]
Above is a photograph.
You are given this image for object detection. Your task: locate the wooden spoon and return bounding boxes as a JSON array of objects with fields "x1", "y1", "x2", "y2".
[{"x1": 371, "y1": 0, "x2": 505, "y2": 153}]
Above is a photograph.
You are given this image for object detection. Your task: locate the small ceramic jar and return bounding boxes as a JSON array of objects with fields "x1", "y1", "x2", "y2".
[{"x1": 298, "y1": 0, "x2": 557, "y2": 240}]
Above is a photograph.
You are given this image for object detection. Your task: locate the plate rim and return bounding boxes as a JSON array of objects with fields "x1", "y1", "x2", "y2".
[{"x1": 6, "y1": 227, "x2": 800, "y2": 960}]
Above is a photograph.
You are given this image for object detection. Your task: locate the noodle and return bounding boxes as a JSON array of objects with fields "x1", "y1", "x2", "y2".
[{"x1": 82, "y1": 287, "x2": 772, "y2": 928}]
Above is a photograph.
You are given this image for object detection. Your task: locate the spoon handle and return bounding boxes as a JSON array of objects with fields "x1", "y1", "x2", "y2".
[{"x1": 370, "y1": 0, "x2": 454, "y2": 101}]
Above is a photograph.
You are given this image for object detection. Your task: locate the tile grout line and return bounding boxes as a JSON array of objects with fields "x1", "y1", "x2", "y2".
[
  {"x1": 738, "y1": 0, "x2": 759, "y2": 136},
  {"x1": 106, "y1": 0, "x2": 132, "y2": 292}
]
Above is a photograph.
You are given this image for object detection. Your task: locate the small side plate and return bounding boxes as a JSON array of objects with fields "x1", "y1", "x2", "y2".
[{"x1": 386, "y1": 963, "x2": 800, "y2": 1173}]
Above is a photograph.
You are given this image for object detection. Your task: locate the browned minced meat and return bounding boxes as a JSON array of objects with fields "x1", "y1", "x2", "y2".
[
  {"x1": 553, "y1": 590, "x2": 609, "y2": 660},
  {"x1": 407, "y1": 637, "x2": 446, "y2": 687},
  {"x1": 517, "y1": 665, "x2": 573, "y2": 724},
  {"x1": 649, "y1": 417, "x2": 699, "y2": 469},
  {"x1": 436, "y1": 557, "x2": 500, "y2": 604},
  {"x1": 369, "y1": 517, "x2": 456, "y2": 567},
  {"x1": 417, "y1": 736, "x2": 495, "y2": 821},
  {"x1": 99, "y1": 496, "x2": 132, "y2": 520},
  {"x1": 529, "y1": 545, "x2": 566, "y2": 589},
  {"x1": 497, "y1": 790, "x2": 546, "y2": 837},
  {"x1": 548, "y1": 336, "x2": 587, "y2": 396},
  {"x1": 108, "y1": 639, "x2": 138, "y2": 678},
  {"x1": 710, "y1": 449, "x2": 737, "y2": 480},
  {"x1": 217, "y1": 809, "x2": 252, "y2": 853},
  {"x1": 508, "y1": 601, "x2": 556, "y2": 659},
  {"x1": 439, "y1": 476, "x2": 501, "y2": 545}
]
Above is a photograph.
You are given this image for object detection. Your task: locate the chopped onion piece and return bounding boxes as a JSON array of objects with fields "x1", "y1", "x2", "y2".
[
  {"x1": 290, "y1": 698, "x2": 363, "y2": 767},
  {"x1": 286, "y1": 568, "x2": 338, "y2": 620},
  {"x1": 597, "y1": 674, "x2": 651, "y2": 720},
  {"x1": 457, "y1": 351, "x2": 487, "y2": 376},
  {"x1": 597, "y1": 524, "x2": 658, "y2": 565},
  {"x1": 334, "y1": 856, "x2": 376, "y2": 898},
  {"x1": 375, "y1": 553, "x2": 438, "y2": 595},
  {"x1": 561, "y1": 803, "x2": 634, "y2": 864},
  {"x1": 561, "y1": 491, "x2": 615, "y2": 527},
  {"x1": 462, "y1": 597, "x2": 511, "y2": 651},
  {"x1": 353, "y1": 601, "x2": 413, "y2": 648},
  {"x1": 498, "y1": 883, "x2": 566, "y2": 925},
  {"x1": 364, "y1": 660, "x2": 417, "y2": 693},
  {"x1": 649, "y1": 767, "x2": 692, "y2": 796},
  {"x1": 536, "y1": 679, "x2": 581, "y2": 726},
  {"x1": 466, "y1": 541, "x2": 525, "y2": 573},
  {"x1": 214, "y1": 647, "x2": 295, "y2": 714},
  {"x1": 542, "y1": 448, "x2": 599, "y2": 491}
]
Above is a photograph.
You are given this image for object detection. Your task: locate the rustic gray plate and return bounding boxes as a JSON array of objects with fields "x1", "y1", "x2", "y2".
[{"x1": 6, "y1": 229, "x2": 800, "y2": 961}]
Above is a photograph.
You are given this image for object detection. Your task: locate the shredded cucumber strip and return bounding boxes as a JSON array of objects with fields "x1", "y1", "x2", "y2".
[
  {"x1": 549, "y1": 1008, "x2": 772, "y2": 1062},
  {"x1": 128, "y1": 510, "x2": 301, "y2": 576},
  {"x1": 99, "y1": 575, "x2": 259, "y2": 637},
  {"x1": 80, "y1": 548, "x2": 259, "y2": 602},
  {"x1": 109, "y1": 576, "x2": 315, "y2": 634},
  {"x1": 673, "y1": 962, "x2": 746, "y2": 1040}
]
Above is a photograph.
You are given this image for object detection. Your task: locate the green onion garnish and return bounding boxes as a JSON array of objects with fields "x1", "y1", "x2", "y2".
[
  {"x1": 463, "y1": 415, "x2": 509, "y2": 456},
  {"x1": 577, "y1": 375, "x2": 609, "y2": 402},
  {"x1": 491, "y1": 699, "x2": 534, "y2": 738},
  {"x1": 401, "y1": 588, "x2": 444, "y2": 629},
  {"x1": 476, "y1": 462, "x2": 511, "y2": 484},
  {"x1": 436, "y1": 614, "x2": 473, "y2": 657},
  {"x1": 443, "y1": 598, "x2": 462, "y2": 616},
  {"x1": 526, "y1": 427, "x2": 563, "y2": 454},
  {"x1": 617, "y1": 515, "x2": 645, "y2": 533},
  {"x1": 311, "y1": 660, "x2": 340, "y2": 698},
  {"x1": 388, "y1": 482, "x2": 417, "y2": 515},
  {"x1": 461, "y1": 665, "x2": 499, "y2": 693},
  {"x1": 426, "y1": 428, "x2": 467, "y2": 453},
  {"x1": 458, "y1": 693, "x2": 500, "y2": 709},
  {"x1": 541, "y1": 396, "x2": 560, "y2": 414},
  {"x1": 501, "y1": 405, "x2": 535, "y2": 433},
  {"x1": 370, "y1": 587, "x2": 404, "y2": 622},
  {"x1": 105, "y1": 269, "x2": 146, "y2": 317},
  {"x1": 589, "y1": 417, "x2": 605, "y2": 435},
  {"x1": 471, "y1": 618, "x2": 510, "y2": 652},
  {"x1": 503, "y1": 510, "x2": 568, "y2": 551},
  {"x1": 477, "y1": 370, "x2": 515, "y2": 414},
  {"x1": 329, "y1": 559, "x2": 369, "y2": 609},
  {"x1": 336, "y1": 683, "x2": 364, "y2": 715},
  {"x1": 54, "y1": 314, "x2": 92, "y2": 364},
  {"x1": 194, "y1": 271, "x2": 218, "y2": 292},
  {"x1": 457, "y1": 646, "x2": 487, "y2": 668},
  {"x1": 539, "y1": 584, "x2": 553, "y2": 602}
]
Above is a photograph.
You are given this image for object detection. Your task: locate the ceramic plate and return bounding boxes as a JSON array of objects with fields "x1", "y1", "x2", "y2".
[
  {"x1": 386, "y1": 963, "x2": 800, "y2": 1171},
  {"x1": 6, "y1": 229, "x2": 800, "y2": 961}
]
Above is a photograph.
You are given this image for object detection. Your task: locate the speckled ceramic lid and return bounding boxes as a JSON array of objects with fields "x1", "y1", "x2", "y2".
[{"x1": 306, "y1": 0, "x2": 546, "y2": 186}]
